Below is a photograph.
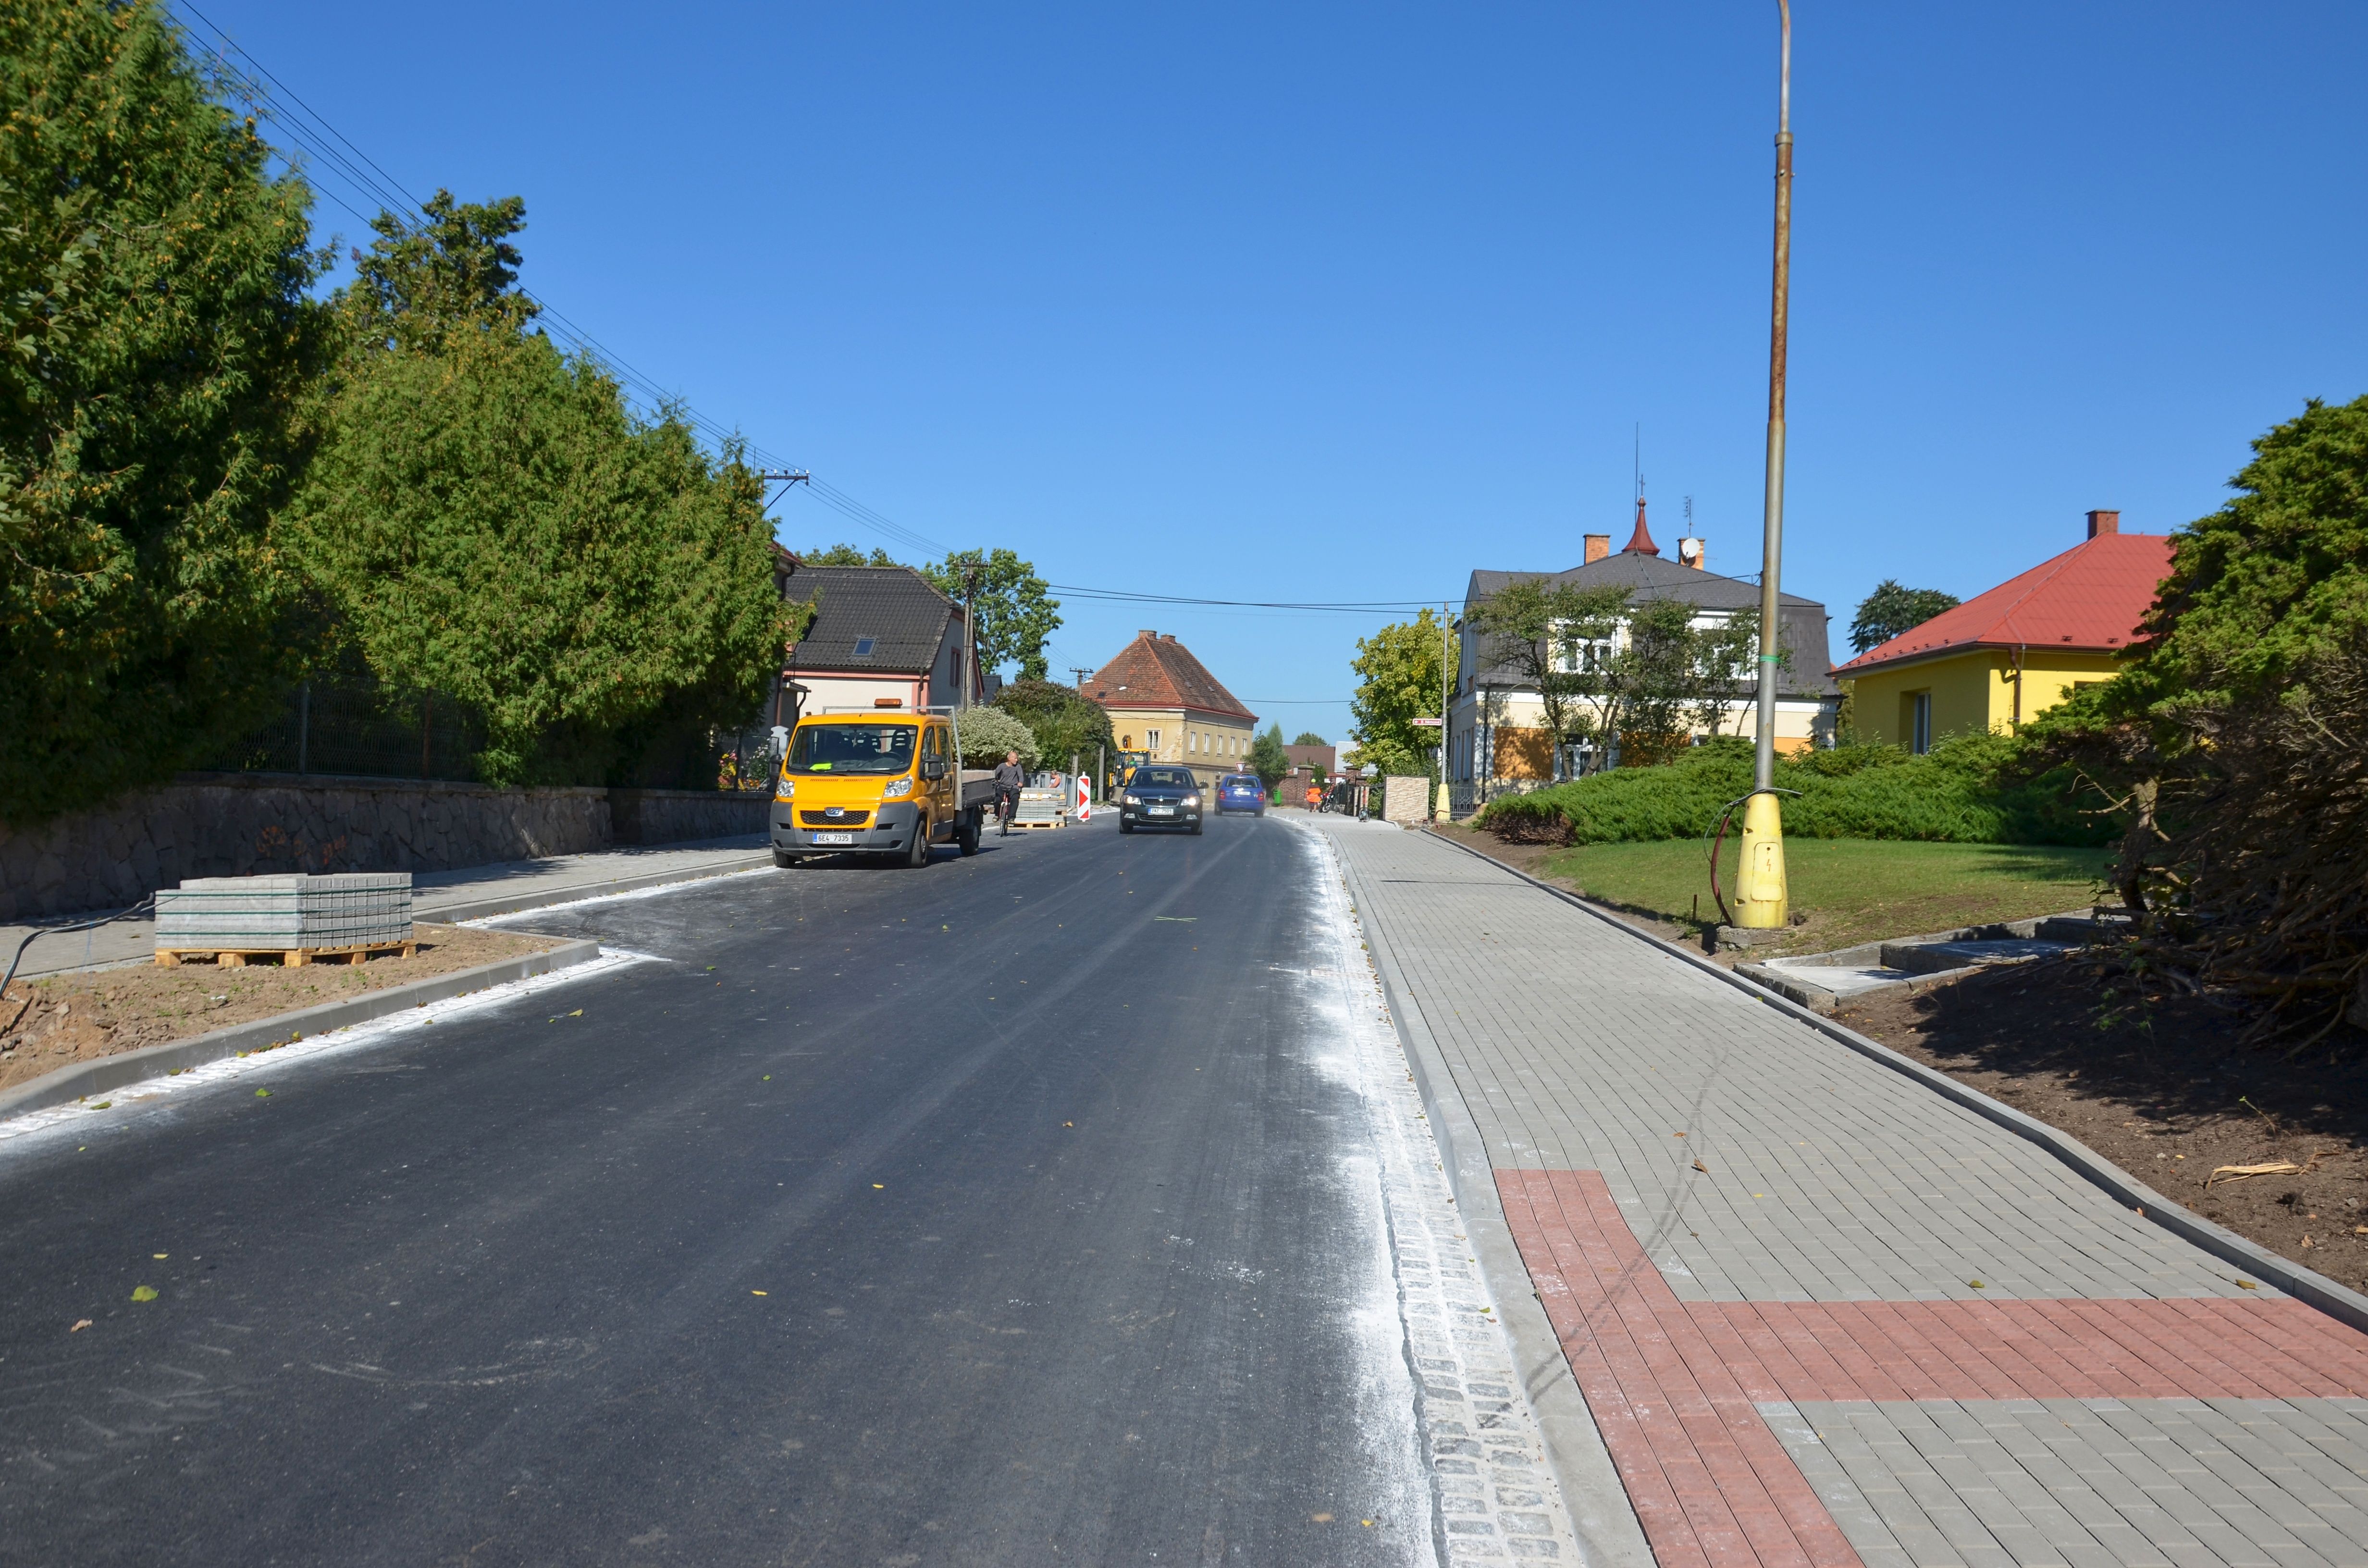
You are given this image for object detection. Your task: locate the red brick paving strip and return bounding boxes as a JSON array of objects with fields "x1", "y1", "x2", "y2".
[{"x1": 1499, "y1": 1168, "x2": 2368, "y2": 1568}]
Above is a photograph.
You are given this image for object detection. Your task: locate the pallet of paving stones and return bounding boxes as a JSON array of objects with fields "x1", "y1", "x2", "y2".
[
  {"x1": 154, "y1": 938, "x2": 419, "y2": 968},
  {"x1": 154, "y1": 872, "x2": 414, "y2": 966}
]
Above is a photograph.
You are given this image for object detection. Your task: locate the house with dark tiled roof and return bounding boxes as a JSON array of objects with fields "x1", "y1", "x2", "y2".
[
  {"x1": 1834, "y1": 510, "x2": 2172, "y2": 752},
  {"x1": 773, "y1": 557, "x2": 981, "y2": 724},
  {"x1": 1088, "y1": 631, "x2": 1259, "y2": 791},
  {"x1": 1447, "y1": 501, "x2": 1838, "y2": 795}
]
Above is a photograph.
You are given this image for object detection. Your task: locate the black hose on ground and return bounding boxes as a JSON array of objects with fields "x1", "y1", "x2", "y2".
[{"x1": 1, "y1": 895, "x2": 159, "y2": 1037}]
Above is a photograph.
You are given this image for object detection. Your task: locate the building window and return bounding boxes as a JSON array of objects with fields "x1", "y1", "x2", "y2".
[
  {"x1": 1911, "y1": 692, "x2": 1933, "y2": 755},
  {"x1": 852, "y1": 637, "x2": 876, "y2": 658},
  {"x1": 1146, "y1": 728, "x2": 1162, "y2": 751}
]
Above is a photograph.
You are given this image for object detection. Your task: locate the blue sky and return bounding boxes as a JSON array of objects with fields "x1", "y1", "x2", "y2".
[{"x1": 184, "y1": 0, "x2": 2367, "y2": 739}]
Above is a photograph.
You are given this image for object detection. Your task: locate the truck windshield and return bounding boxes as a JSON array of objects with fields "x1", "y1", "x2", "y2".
[{"x1": 786, "y1": 724, "x2": 916, "y2": 775}]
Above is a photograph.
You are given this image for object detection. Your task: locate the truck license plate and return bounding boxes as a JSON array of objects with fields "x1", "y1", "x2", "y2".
[
  {"x1": 811, "y1": 831, "x2": 855, "y2": 845},
  {"x1": 1148, "y1": 807, "x2": 1176, "y2": 816}
]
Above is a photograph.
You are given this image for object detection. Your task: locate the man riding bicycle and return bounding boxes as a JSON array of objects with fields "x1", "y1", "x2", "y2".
[{"x1": 993, "y1": 751, "x2": 1025, "y2": 836}]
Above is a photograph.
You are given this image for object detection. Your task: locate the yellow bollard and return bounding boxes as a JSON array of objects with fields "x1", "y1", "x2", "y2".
[{"x1": 1732, "y1": 791, "x2": 1789, "y2": 928}]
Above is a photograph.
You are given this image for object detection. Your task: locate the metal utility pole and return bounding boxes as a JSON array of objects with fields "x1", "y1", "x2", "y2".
[
  {"x1": 1069, "y1": 666, "x2": 1093, "y2": 693},
  {"x1": 958, "y1": 563, "x2": 980, "y2": 710},
  {"x1": 1433, "y1": 603, "x2": 1454, "y2": 823},
  {"x1": 1735, "y1": 0, "x2": 1795, "y2": 930}
]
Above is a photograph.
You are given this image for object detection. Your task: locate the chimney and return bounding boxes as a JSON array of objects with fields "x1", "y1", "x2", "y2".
[
  {"x1": 2086, "y1": 509, "x2": 2120, "y2": 539},
  {"x1": 1161, "y1": 633, "x2": 1178, "y2": 642},
  {"x1": 1139, "y1": 629, "x2": 1157, "y2": 638},
  {"x1": 1583, "y1": 534, "x2": 1610, "y2": 564},
  {"x1": 1677, "y1": 537, "x2": 1706, "y2": 570},
  {"x1": 1621, "y1": 497, "x2": 1660, "y2": 556}
]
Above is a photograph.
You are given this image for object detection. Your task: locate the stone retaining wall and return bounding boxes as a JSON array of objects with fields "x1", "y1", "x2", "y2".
[{"x1": 0, "y1": 774, "x2": 768, "y2": 921}]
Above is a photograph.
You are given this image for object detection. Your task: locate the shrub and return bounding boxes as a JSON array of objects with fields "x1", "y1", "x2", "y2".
[
  {"x1": 950, "y1": 705, "x2": 1039, "y2": 770},
  {"x1": 991, "y1": 679, "x2": 1113, "y2": 777},
  {"x1": 1469, "y1": 736, "x2": 2104, "y2": 847}
]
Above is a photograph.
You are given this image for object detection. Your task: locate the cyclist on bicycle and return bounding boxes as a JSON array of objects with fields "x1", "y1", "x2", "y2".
[{"x1": 993, "y1": 751, "x2": 1025, "y2": 836}]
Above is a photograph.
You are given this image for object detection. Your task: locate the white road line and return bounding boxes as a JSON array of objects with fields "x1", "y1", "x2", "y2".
[
  {"x1": 0, "y1": 950, "x2": 652, "y2": 1154},
  {"x1": 454, "y1": 866, "x2": 776, "y2": 927}
]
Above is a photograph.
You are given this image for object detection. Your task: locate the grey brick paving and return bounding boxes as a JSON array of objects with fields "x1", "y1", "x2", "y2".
[
  {"x1": 1302, "y1": 820, "x2": 2368, "y2": 1568},
  {"x1": 1307, "y1": 819, "x2": 2244, "y2": 1304},
  {"x1": 1764, "y1": 1401, "x2": 2368, "y2": 1568}
]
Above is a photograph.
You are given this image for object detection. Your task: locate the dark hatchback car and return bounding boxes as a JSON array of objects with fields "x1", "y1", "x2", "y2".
[
  {"x1": 1215, "y1": 773, "x2": 1266, "y2": 815},
  {"x1": 1118, "y1": 766, "x2": 1203, "y2": 835}
]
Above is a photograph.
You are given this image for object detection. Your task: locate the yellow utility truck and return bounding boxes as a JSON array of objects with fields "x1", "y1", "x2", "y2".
[{"x1": 769, "y1": 710, "x2": 997, "y2": 869}]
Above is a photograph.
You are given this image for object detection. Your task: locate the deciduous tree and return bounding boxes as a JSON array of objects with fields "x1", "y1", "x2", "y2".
[
  {"x1": 920, "y1": 549, "x2": 1061, "y2": 681},
  {"x1": 1248, "y1": 723, "x2": 1290, "y2": 787},
  {"x1": 1348, "y1": 609, "x2": 1445, "y2": 778},
  {"x1": 992, "y1": 678, "x2": 1114, "y2": 777}
]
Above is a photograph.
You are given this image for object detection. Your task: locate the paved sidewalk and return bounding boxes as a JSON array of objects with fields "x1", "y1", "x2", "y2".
[
  {"x1": 0, "y1": 837, "x2": 766, "y2": 980},
  {"x1": 1308, "y1": 816, "x2": 2368, "y2": 1568}
]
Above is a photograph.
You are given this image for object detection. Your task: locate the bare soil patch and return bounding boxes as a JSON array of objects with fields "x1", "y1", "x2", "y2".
[
  {"x1": 0, "y1": 923, "x2": 563, "y2": 1096},
  {"x1": 1840, "y1": 957, "x2": 2368, "y2": 1292}
]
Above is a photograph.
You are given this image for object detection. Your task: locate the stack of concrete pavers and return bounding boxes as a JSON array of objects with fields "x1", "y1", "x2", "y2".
[{"x1": 155, "y1": 872, "x2": 413, "y2": 956}]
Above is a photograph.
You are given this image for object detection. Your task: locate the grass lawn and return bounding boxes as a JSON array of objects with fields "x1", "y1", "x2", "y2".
[{"x1": 1538, "y1": 837, "x2": 2116, "y2": 955}]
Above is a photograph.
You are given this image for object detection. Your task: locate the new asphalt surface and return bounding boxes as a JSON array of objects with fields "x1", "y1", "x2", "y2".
[{"x1": 0, "y1": 810, "x2": 1440, "y2": 1566}]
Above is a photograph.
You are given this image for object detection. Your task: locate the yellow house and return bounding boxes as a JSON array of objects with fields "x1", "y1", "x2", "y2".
[
  {"x1": 1088, "y1": 631, "x2": 1259, "y2": 791},
  {"x1": 1836, "y1": 511, "x2": 2173, "y2": 750}
]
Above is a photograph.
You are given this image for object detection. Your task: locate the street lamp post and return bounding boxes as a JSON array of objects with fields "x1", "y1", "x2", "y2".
[{"x1": 1735, "y1": 0, "x2": 1795, "y2": 930}]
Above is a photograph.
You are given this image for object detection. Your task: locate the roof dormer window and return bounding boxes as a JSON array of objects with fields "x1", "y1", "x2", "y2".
[{"x1": 852, "y1": 637, "x2": 876, "y2": 658}]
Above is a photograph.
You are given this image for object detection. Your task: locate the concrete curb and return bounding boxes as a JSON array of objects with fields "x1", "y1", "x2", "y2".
[
  {"x1": 0, "y1": 939, "x2": 604, "y2": 1121},
  {"x1": 1421, "y1": 826, "x2": 2368, "y2": 1339},
  {"x1": 420, "y1": 854, "x2": 773, "y2": 924},
  {"x1": 1315, "y1": 826, "x2": 1655, "y2": 1568}
]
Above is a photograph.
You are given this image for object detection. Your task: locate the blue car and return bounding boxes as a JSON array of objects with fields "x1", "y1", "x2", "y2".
[{"x1": 1215, "y1": 772, "x2": 1267, "y2": 816}]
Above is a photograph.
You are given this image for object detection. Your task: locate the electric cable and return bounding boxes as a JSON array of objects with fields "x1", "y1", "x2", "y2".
[{"x1": 1, "y1": 897, "x2": 160, "y2": 1037}]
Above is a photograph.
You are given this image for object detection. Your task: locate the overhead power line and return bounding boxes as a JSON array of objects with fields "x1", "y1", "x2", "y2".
[
  {"x1": 172, "y1": 1, "x2": 952, "y2": 556},
  {"x1": 1048, "y1": 585, "x2": 1448, "y2": 614}
]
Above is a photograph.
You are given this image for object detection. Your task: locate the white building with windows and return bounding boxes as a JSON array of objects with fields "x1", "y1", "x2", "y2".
[{"x1": 1444, "y1": 505, "x2": 1839, "y2": 809}]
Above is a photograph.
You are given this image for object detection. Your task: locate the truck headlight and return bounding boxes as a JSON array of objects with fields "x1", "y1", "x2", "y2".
[
  {"x1": 883, "y1": 777, "x2": 914, "y2": 799},
  {"x1": 774, "y1": 780, "x2": 794, "y2": 802}
]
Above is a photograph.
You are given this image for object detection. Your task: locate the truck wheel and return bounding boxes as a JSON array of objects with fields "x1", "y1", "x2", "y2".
[
  {"x1": 772, "y1": 849, "x2": 801, "y2": 869},
  {"x1": 957, "y1": 811, "x2": 981, "y2": 856},
  {"x1": 902, "y1": 818, "x2": 931, "y2": 868}
]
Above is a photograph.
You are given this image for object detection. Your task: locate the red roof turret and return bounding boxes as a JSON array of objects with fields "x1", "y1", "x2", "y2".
[{"x1": 1621, "y1": 497, "x2": 1660, "y2": 557}]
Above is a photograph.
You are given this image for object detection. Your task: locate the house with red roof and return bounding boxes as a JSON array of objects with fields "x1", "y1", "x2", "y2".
[
  {"x1": 1087, "y1": 631, "x2": 1259, "y2": 792},
  {"x1": 1833, "y1": 511, "x2": 2173, "y2": 751}
]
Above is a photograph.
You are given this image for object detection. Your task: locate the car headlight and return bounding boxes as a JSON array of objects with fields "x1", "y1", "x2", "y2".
[
  {"x1": 1123, "y1": 793, "x2": 1141, "y2": 805},
  {"x1": 883, "y1": 776, "x2": 914, "y2": 799},
  {"x1": 1184, "y1": 795, "x2": 1200, "y2": 808}
]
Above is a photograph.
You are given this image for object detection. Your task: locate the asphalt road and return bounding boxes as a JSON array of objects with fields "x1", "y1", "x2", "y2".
[{"x1": 0, "y1": 811, "x2": 1443, "y2": 1566}]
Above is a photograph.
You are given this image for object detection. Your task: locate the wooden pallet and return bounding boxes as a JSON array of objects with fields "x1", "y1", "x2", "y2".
[
  {"x1": 156, "y1": 939, "x2": 416, "y2": 969},
  {"x1": 1005, "y1": 816, "x2": 1065, "y2": 830}
]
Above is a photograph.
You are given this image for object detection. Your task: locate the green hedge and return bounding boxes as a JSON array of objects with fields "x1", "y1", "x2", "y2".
[{"x1": 1468, "y1": 736, "x2": 2107, "y2": 846}]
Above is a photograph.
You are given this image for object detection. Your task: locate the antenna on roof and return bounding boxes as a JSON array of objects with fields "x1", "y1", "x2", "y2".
[{"x1": 1633, "y1": 424, "x2": 1643, "y2": 506}]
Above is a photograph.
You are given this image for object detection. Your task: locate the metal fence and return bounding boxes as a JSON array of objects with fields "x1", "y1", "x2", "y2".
[{"x1": 203, "y1": 681, "x2": 487, "y2": 783}]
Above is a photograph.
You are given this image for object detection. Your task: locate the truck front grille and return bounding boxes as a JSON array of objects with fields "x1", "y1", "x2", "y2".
[{"x1": 799, "y1": 810, "x2": 871, "y2": 827}]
